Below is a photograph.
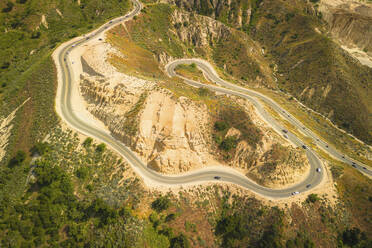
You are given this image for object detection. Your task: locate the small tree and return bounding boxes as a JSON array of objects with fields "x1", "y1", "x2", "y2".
[
  {"x1": 151, "y1": 196, "x2": 171, "y2": 212},
  {"x1": 342, "y1": 227, "x2": 366, "y2": 246},
  {"x1": 170, "y1": 233, "x2": 190, "y2": 248},
  {"x1": 2, "y1": 1, "x2": 14, "y2": 13},
  {"x1": 214, "y1": 121, "x2": 229, "y2": 131},
  {"x1": 31, "y1": 31, "x2": 41, "y2": 39},
  {"x1": 306, "y1": 194, "x2": 319, "y2": 203},
  {"x1": 8, "y1": 150, "x2": 27, "y2": 167},
  {"x1": 30, "y1": 142, "x2": 50, "y2": 156},
  {"x1": 96, "y1": 143, "x2": 106, "y2": 153},
  {"x1": 83, "y1": 137, "x2": 93, "y2": 147},
  {"x1": 220, "y1": 136, "x2": 238, "y2": 152},
  {"x1": 165, "y1": 213, "x2": 176, "y2": 222}
]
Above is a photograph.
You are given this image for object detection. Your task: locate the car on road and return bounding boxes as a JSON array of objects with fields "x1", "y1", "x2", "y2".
[
  {"x1": 214, "y1": 176, "x2": 221, "y2": 180},
  {"x1": 283, "y1": 134, "x2": 288, "y2": 139},
  {"x1": 109, "y1": 21, "x2": 113, "y2": 24},
  {"x1": 316, "y1": 168, "x2": 321, "y2": 173},
  {"x1": 342, "y1": 156, "x2": 345, "y2": 159},
  {"x1": 325, "y1": 145, "x2": 328, "y2": 148},
  {"x1": 98, "y1": 38, "x2": 102, "y2": 41},
  {"x1": 291, "y1": 191, "x2": 300, "y2": 195},
  {"x1": 282, "y1": 129, "x2": 288, "y2": 133},
  {"x1": 363, "y1": 167, "x2": 367, "y2": 170},
  {"x1": 352, "y1": 164, "x2": 357, "y2": 168},
  {"x1": 306, "y1": 184, "x2": 311, "y2": 188},
  {"x1": 64, "y1": 58, "x2": 66, "y2": 61},
  {"x1": 72, "y1": 44, "x2": 75, "y2": 47},
  {"x1": 302, "y1": 145, "x2": 307, "y2": 149}
]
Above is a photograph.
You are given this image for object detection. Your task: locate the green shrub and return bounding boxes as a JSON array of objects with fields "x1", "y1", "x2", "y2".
[
  {"x1": 31, "y1": 31, "x2": 41, "y2": 39},
  {"x1": 2, "y1": 1, "x2": 14, "y2": 13},
  {"x1": 165, "y1": 213, "x2": 176, "y2": 222},
  {"x1": 83, "y1": 137, "x2": 93, "y2": 147},
  {"x1": 151, "y1": 196, "x2": 171, "y2": 212},
  {"x1": 330, "y1": 165, "x2": 343, "y2": 179},
  {"x1": 75, "y1": 166, "x2": 89, "y2": 180},
  {"x1": 220, "y1": 136, "x2": 238, "y2": 152},
  {"x1": 341, "y1": 227, "x2": 367, "y2": 247},
  {"x1": 96, "y1": 143, "x2": 106, "y2": 153},
  {"x1": 170, "y1": 233, "x2": 190, "y2": 248},
  {"x1": 306, "y1": 194, "x2": 319, "y2": 203},
  {"x1": 30, "y1": 142, "x2": 50, "y2": 156},
  {"x1": 197, "y1": 87, "x2": 211, "y2": 96},
  {"x1": 214, "y1": 121, "x2": 229, "y2": 132},
  {"x1": 1, "y1": 62, "x2": 10, "y2": 69},
  {"x1": 213, "y1": 134, "x2": 223, "y2": 145},
  {"x1": 8, "y1": 150, "x2": 27, "y2": 167}
]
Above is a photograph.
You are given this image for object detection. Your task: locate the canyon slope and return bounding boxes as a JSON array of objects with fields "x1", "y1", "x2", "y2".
[
  {"x1": 169, "y1": 0, "x2": 372, "y2": 145},
  {"x1": 76, "y1": 8, "x2": 311, "y2": 188}
]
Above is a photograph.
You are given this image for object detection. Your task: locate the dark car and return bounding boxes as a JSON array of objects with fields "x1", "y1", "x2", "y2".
[
  {"x1": 306, "y1": 184, "x2": 311, "y2": 188},
  {"x1": 363, "y1": 167, "x2": 367, "y2": 170},
  {"x1": 352, "y1": 164, "x2": 357, "y2": 168},
  {"x1": 214, "y1": 176, "x2": 221, "y2": 180},
  {"x1": 325, "y1": 145, "x2": 328, "y2": 148},
  {"x1": 302, "y1": 145, "x2": 307, "y2": 149},
  {"x1": 282, "y1": 129, "x2": 288, "y2": 133}
]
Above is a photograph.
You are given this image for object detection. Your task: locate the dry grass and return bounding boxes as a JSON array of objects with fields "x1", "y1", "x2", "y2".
[
  {"x1": 256, "y1": 88, "x2": 372, "y2": 166},
  {"x1": 107, "y1": 24, "x2": 165, "y2": 80},
  {"x1": 174, "y1": 64, "x2": 212, "y2": 85}
]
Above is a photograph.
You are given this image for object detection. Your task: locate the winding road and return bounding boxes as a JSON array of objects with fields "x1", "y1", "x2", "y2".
[{"x1": 53, "y1": 0, "x2": 371, "y2": 200}]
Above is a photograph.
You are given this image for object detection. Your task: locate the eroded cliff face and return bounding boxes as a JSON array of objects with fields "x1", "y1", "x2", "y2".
[
  {"x1": 77, "y1": 12, "x2": 310, "y2": 187},
  {"x1": 81, "y1": 73, "x2": 216, "y2": 174},
  {"x1": 166, "y1": 0, "x2": 252, "y2": 29},
  {"x1": 319, "y1": 0, "x2": 372, "y2": 66},
  {"x1": 170, "y1": 8, "x2": 231, "y2": 49}
]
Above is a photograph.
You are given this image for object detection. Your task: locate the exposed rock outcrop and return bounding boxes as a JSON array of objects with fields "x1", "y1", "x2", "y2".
[
  {"x1": 171, "y1": 9, "x2": 230, "y2": 48},
  {"x1": 77, "y1": 13, "x2": 310, "y2": 187},
  {"x1": 319, "y1": 0, "x2": 372, "y2": 66}
]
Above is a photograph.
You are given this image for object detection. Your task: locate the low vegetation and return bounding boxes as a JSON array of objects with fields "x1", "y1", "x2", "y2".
[
  {"x1": 174, "y1": 0, "x2": 372, "y2": 144},
  {"x1": 174, "y1": 63, "x2": 212, "y2": 85},
  {"x1": 0, "y1": 0, "x2": 131, "y2": 163}
]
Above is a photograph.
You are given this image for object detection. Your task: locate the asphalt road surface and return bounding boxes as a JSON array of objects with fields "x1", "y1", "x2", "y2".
[
  {"x1": 166, "y1": 59, "x2": 371, "y2": 177},
  {"x1": 53, "y1": 0, "x2": 370, "y2": 200}
]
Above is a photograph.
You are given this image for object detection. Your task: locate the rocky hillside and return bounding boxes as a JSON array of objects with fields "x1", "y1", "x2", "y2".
[
  {"x1": 0, "y1": 0, "x2": 131, "y2": 162},
  {"x1": 319, "y1": 0, "x2": 372, "y2": 55},
  {"x1": 168, "y1": 0, "x2": 372, "y2": 145},
  {"x1": 78, "y1": 20, "x2": 310, "y2": 187}
]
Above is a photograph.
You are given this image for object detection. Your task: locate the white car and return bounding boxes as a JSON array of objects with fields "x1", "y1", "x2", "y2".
[
  {"x1": 291, "y1": 191, "x2": 300, "y2": 195},
  {"x1": 316, "y1": 168, "x2": 321, "y2": 172}
]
